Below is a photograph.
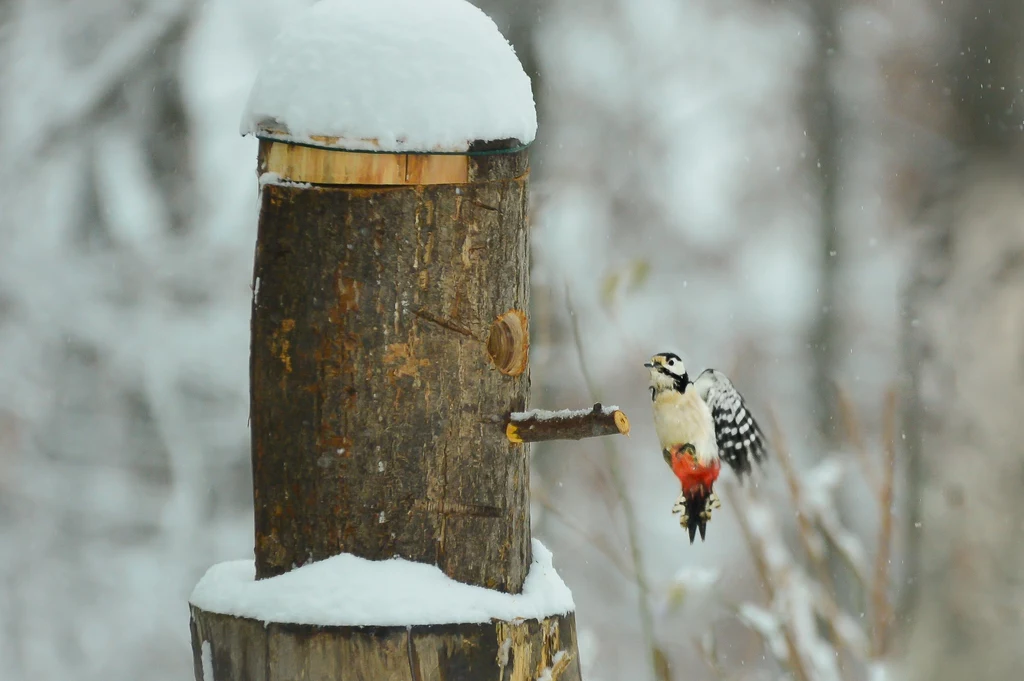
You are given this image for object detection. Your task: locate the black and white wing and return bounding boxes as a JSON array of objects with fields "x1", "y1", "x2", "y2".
[{"x1": 693, "y1": 369, "x2": 767, "y2": 479}]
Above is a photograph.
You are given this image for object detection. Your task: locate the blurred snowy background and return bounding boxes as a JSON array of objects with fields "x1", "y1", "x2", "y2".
[{"x1": 2, "y1": 0, "x2": 1022, "y2": 680}]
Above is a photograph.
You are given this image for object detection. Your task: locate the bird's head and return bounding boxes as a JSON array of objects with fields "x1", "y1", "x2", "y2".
[{"x1": 644, "y1": 352, "x2": 690, "y2": 394}]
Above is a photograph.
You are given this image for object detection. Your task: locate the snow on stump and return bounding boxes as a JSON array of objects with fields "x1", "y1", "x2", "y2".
[
  {"x1": 190, "y1": 541, "x2": 578, "y2": 680},
  {"x1": 189, "y1": 0, "x2": 584, "y2": 679}
]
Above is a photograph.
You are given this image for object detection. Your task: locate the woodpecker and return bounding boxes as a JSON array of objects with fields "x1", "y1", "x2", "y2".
[{"x1": 645, "y1": 352, "x2": 767, "y2": 542}]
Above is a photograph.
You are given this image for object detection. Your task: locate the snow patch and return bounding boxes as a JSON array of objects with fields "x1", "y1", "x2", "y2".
[
  {"x1": 738, "y1": 603, "x2": 788, "y2": 661},
  {"x1": 782, "y1": 579, "x2": 842, "y2": 681},
  {"x1": 661, "y1": 565, "x2": 721, "y2": 614},
  {"x1": 511, "y1": 406, "x2": 620, "y2": 422},
  {"x1": 670, "y1": 565, "x2": 720, "y2": 592},
  {"x1": 868, "y1": 661, "x2": 891, "y2": 681},
  {"x1": 189, "y1": 539, "x2": 573, "y2": 626},
  {"x1": 258, "y1": 171, "x2": 312, "y2": 189},
  {"x1": 537, "y1": 650, "x2": 572, "y2": 681},
  {"x1": 201, "y1": 641, "x2": 214, "y2": 681},
  {"x1": 802, "y1": 457, "x2": 845, "y2": 510},
  {"x1": 241, "y1": 0, "x2": 536, "y2": 152},
  {"x1": 497, "y1": 636, "x2": 512, "y2": 666}
]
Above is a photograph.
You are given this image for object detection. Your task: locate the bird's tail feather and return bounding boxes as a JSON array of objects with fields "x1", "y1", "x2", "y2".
[{"x1": 683, "y1": 488, "x2": 710, "y2": 543}]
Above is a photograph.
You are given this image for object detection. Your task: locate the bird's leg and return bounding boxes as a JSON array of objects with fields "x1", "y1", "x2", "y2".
[
  {"x1": 699, "y1": 490, "x2": 722, "y2": 521},
  {"x1": 671, "y1": 490, "x2": 689, "y2": 528}
]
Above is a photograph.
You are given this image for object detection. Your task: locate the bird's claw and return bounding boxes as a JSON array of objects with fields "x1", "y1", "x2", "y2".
[
  {"x1": 699, "y1": 492, "x2": 722, "y2": 521},
  {"x1": 671, "y1": 492, "x2": 689, "y2": 527}
]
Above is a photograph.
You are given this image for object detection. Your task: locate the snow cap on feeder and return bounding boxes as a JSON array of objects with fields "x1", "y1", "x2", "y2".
[{"x1": 241, "y1": 0, "x2": 537, "y2": 153}]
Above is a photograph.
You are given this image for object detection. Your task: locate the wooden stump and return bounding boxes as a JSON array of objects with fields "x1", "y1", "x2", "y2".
[
  {"x1": 190, "y1": 607, "x2": 582, "y2": 681},
  {"x1": 250, "y1": 142, "x2": 532, "y2": 590}
]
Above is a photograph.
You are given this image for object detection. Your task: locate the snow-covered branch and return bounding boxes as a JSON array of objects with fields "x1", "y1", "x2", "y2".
[{"x1": 720, "y1": 392, "x2": 899, "y2": 681}]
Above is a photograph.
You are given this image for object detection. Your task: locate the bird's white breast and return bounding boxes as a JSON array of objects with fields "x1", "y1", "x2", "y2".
[{"x1": 652, "y1": 387, "x2": 719, "y2": 464}]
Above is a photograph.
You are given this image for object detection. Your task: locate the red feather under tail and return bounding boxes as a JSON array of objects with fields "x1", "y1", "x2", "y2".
[{"x1": 666, "y1": 444, "x2": 722, "y2": 543}]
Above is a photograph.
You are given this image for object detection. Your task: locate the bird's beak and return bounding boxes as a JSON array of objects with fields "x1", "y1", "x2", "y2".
[{"x1": 643, "y1": 362, "x2": 654, "y2": 368}]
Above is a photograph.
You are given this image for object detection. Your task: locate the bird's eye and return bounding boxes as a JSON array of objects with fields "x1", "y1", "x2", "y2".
[{"x1": 668, "y1": 359, "x2": 676, "y2": 366}]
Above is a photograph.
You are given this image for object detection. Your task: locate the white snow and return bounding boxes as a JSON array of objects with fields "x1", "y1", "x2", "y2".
[
  {"x1": 670, "y1": 565, "x2": 721, "y2": 592},
  {"x1": 660, "y1": 565, "x2": 721, "y2": 614},
  {"x1": 782, "y1": 580, "x2": 842, "y2": 681},
  {"x1": 802, "y1": 458, "x2": 845, "y2": 510},
  {"x1": 537, "y1": 650, "x2": 572, "y2": 681},
  {"x1": 201, "y1": 641, "x2": 214, "y2": 681},
  {"x1": 868, "y1": 661, "x2": 891, "y2": 681},
  {"x1": 189, "y1": 539, "x2": 574, "y2": 626},
  {"x1": 734, "y1": 491, "x2": 852, "y2": 681},
  {"x1": 258, "y1": 171, "x2": 312, "y2": 189},
  {"x1": 832, "y1": 606, "x2": 871, "y2": 656},
  {"x1": 798, "y1": 457, "x2": 871, "y2": 581},
  {"x1": 241, "y1": 0, "x2": 537, "y2": 152},
  {"x1": 497, "y1": 636, "x2": 512, "y2": 666},
  {"x1": 738, "y1": 603, "x2": 788, "y2": 661},
  {"x1": 257, "y1": 171, "x2": 282, "y2": 186},
  {"x1": 511, "y1": 405, "x2": 621, "y2": 422}
]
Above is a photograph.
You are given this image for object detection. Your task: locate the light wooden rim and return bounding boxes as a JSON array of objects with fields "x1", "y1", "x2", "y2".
[{"x1": 259, "y1": 139, "x2": 473, "y2": 186}]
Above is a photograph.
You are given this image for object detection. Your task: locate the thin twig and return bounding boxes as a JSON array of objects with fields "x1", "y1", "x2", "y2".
[
  {"x1": 726, "y1": 486, "x2": 813, "y2": 681},
  {"x1": 693, "y1": 636, "x2": 728, "y2": 681},
  {"x1": 871, "y1": 388, "x2": 897, "y2": 656},
  {"x1": 815, "y1": 506, "x2": 871, "y2": 595},
  {"x1": 726, "y1": 485, "x2": 772, "y2": 588},
  {"x1": 767, "y1": 411, "x2": 847, "y2": 671},
  {"x1": 565, "y1": 285, "x2": 659, "y2": 681},
  {"x1": 768, "y1": 411, "x2": 831, "y2": 576}
]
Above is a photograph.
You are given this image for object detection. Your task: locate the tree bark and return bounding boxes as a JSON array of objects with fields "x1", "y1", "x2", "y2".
[
  {"x1": 250, "y1": 145, "x2": 533, "y2": 592},
  {"x1": 191, "y1": 607, "x2": 582, "y2": 681}
]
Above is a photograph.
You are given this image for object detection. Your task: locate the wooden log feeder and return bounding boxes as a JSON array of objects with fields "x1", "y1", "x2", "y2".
[{"x1": 188, "y1": 2, "x2": 629, "y2": 679}]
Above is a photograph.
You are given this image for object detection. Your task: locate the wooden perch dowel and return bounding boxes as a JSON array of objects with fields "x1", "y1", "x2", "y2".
[{"x1": 506, "y1": 403, "x2": 630, "y2": 444}]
